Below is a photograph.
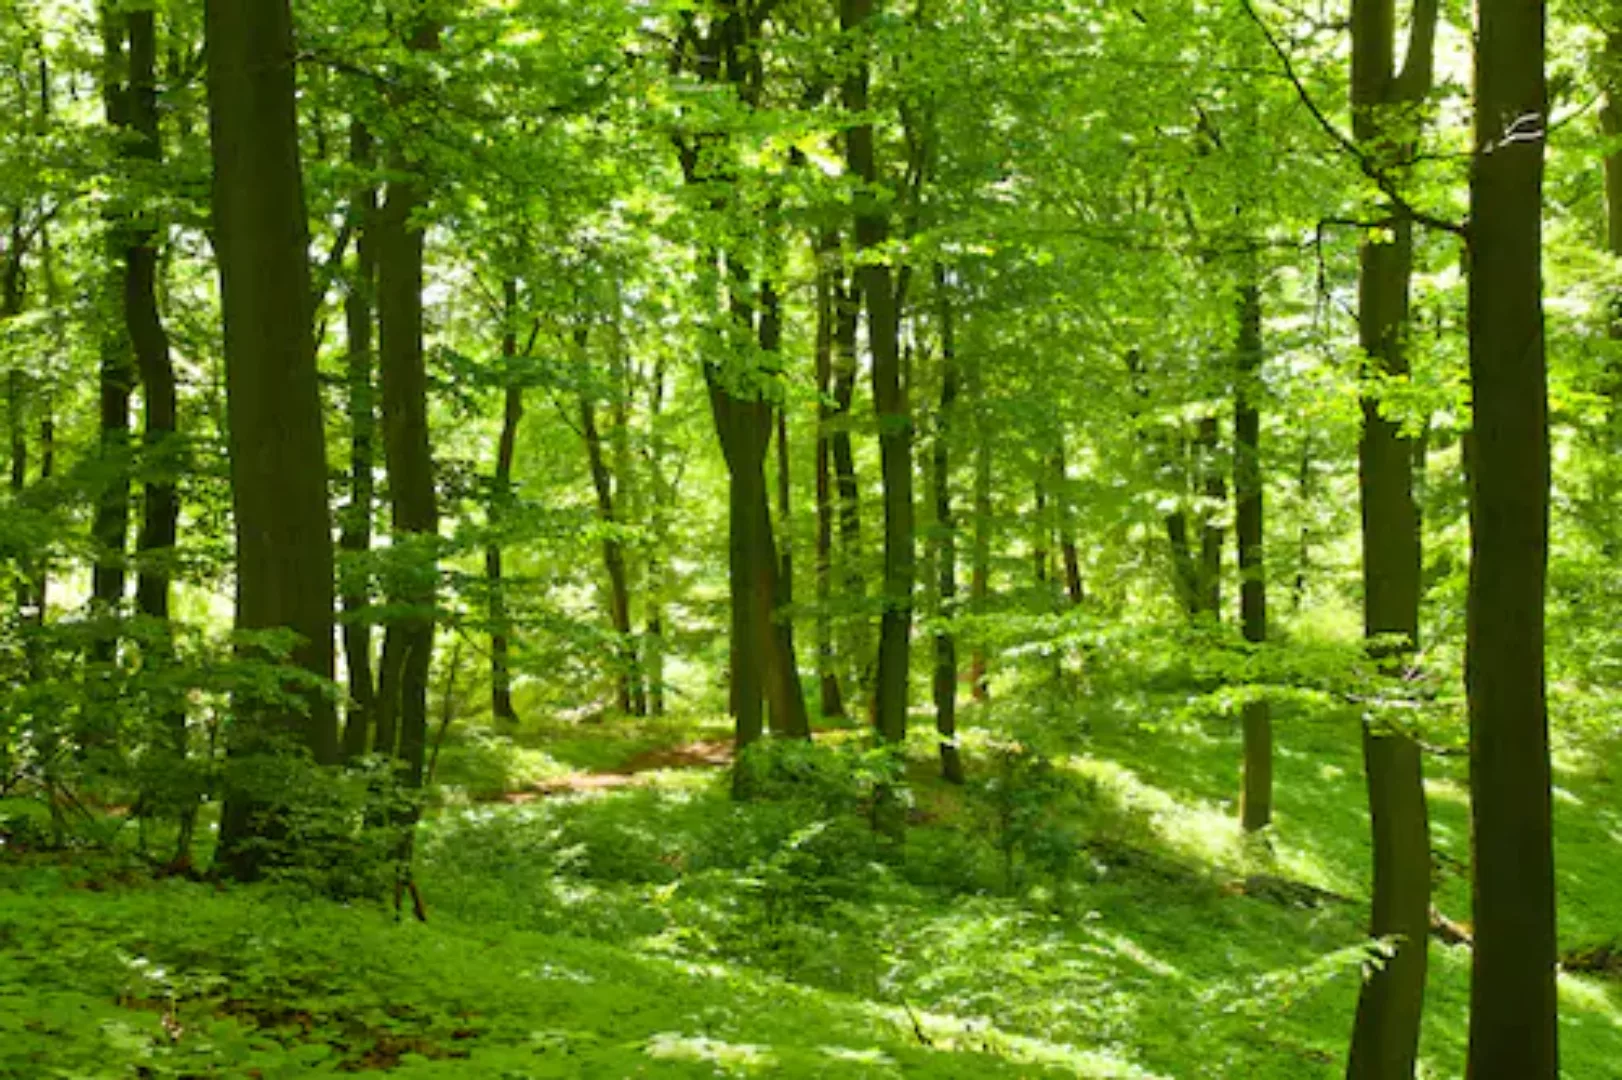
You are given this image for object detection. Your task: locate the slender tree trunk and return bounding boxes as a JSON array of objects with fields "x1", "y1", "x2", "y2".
[
  {"x1": 932, "y1": 268, "x2": 963, "y2": 783},
  {"x1": 3, "y1": 224, "x2": 28, "y2": 622},
  {"x1": 646, "y1": 355, "x2": 669, "y2": 717},
  {"x1": 123, "y1": 9, "x2": 187, "y2": 849},
  {"x1": 610, "y1": 305, "x2": 648, "y2": 717},
  {"x1": 1054, "y1": 442, "x2": 1084, "y2": 606},
  {"x1": 1345, "y1": 3, "x2": 1439, "y2": 1074},
  {"x1": 205, "y1": 0, "x2": 339, "y2": 878},
  {"x1": 970, "y1": 355, "x2": 991, "y2": 701},
  {"x1": 1196, "y1": 415, "x2": 1224, "y2": 618},
  {"x1": 1465, "y1": 2, "x2": 1556, "y2": 1076},
  {"x1": 831, "y1": 272, "x2": 866, "y2": 697},
  {"x1": 773, "y1": 392, "x2": 796, "y2": 728},
  {"x1": 1293, "y1": 436, "x2": 1312, "y2": 611},
  {"x1": 580, "y1": 330, "x2": 637, "y2": 716},
  {"x1": 93, "y1": 10, "x2": 134, "y2": 667},
  {"x1": 814, "y1": 235, "x2": 846, "y2": 718},
  {"x1": 1032, "y1": 471, "x2": 1050, "y2": 591},
  {"x1": 372, "y1": 21, "x2": 441, "y2": 802},
  {"x1": 486, "y1": 278, "x2": 523, "y2": 724},
  {"x1": 843, "y1": 0, "x2": 913, "y2": 746},
  {"x1": 1233, "y1": 282, "x2": 1270, "y2": 831},
  {"x1": 340, "y1": 120, "x2": 379, "y2": 760},
  {"x1": 759, "y1": 280, "x2": 811, "y2": 739}
]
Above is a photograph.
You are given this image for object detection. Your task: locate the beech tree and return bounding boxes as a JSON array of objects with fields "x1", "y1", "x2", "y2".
[{"x1": 203, "y1": 0, "x2": 338, "y2": 878}]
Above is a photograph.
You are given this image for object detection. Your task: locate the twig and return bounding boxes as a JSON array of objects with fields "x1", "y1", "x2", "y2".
[
  {"x1": 1236, "y1": 0, "x2": 1467, "y2": 240},
  {"x1": 901, "y1": 1001, "x2": 934, "y2": 1047}
]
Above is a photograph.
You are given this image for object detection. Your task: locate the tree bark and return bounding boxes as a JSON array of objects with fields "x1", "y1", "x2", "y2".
[
  {"x1": 814, "y1": 234, "x2": 846, "y2": 718},
  {"x1": 831, "y1": 270, "x2": 866, "y2": 697},
  {"x1": 339, "y1": 120, "x2": 379, "y2": 760},
  {"x1": 932, "y1": 267, "x2": 963, "y2": 783},
  {"x1": 372, "y1": 20, "x2": 441, "y2": 801},
  {"x1": 1054, "y1": 442, "x2": 1084, "y2": 607},
  {"x1": 1233, "y1": 282, "x2": 1270, "y2": 832},
  {"x1": 1465, "y1": 2, "x2": 1557, "y2": 1076},
  {"x1": 1345, "y1": 2, "x2": 1439, "y2": 1074},
  {"x1": 970, "y1": 353, "x2": 992, "y2": 701},
  {"x1": 1195, "y1": 414, "x2": 1224, "y2": 618},
  {"x1": 579, "y1": 327, "x2": 638, "y2": 716},
  {"x1": 677, "y1": 5, "x2": 810, "y2": 760},
  {"x1": 93, "y1": 8, "x2": 135, "y2": 666},
  {"x1": 486, "y1": 278, "x2": 523, "y2": 724},
  {"x1": 842, "y1": 0, "x2": 913, "y2": 746},
  {"x1": 205, "y1": 0, "x2": 339, "y2": 878}
]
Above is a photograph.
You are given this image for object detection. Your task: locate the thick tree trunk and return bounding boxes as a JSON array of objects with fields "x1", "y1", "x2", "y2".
[
  {"x1": 814, "y1": 236, "x2": 846, "y2": 718},
  {"x1": 843, "y1": 0, "x2": 913, "y2": 746},
  {"x1": 205, "y1": 0, "x2": 339, "y2": 878},
  {"x1": 1345, "y1": 2, "x2": 1439, "y2": 1075},
  {"x1": 932, "y1": 268, "x2": 963, "y2": 783},
  {"x1": 1465, "y1": 2, "x2": 1556, "y2": 1076},
  {"x1": 1233, "y1": 282, "x2": 1270, "y2": 832},
  {"x1": 340, "y1": 121, "x2": 379, "y2": 760},
  {"x1": 486, "y1": 279, "x2": 523, "y2": 724}
]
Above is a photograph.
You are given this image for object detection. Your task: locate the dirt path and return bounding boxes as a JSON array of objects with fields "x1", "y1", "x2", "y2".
[{"x1": 501, "y1": 738, "x2": 735, "y2": 803}]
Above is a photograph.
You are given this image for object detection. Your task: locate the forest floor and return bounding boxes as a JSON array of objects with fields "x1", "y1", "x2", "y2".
[{"x1": 4, "y1": 682, "x2": 1622, "y2": 1078}]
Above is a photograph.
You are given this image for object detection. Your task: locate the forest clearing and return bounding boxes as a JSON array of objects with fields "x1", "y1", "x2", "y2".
[{"x1": 1, "y1": 0, "x2": 1618, "y2": 1077}]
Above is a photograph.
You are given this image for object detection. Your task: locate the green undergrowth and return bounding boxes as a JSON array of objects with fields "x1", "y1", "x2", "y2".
[
  {"x1": 5, "y1": 685, "x2": 1621, "y2": 1078},
  {"x1": 0, "y1": 860, "x2": 1093, "y2": 1079}
]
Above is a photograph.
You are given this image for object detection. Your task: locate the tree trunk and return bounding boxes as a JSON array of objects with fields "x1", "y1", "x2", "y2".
[
  {"x1": 932, "y1": 268, "x2": 963, "y2": 783},
  {"x1": 93, "y1": 10, "x2": 134, "y2": 667},
  {"x1": 831, "y1": 271, "x2": 866, "y2": 698},
  {"x1": 1054, "y1": 442, "x2": 1084, "y2": 607},
  {"x1": 123, "y1": 8, "x2": 186, "y2": 847},
  {"x1": 1195, "y1": 415, "x2": 1224, "y2": 618},
  {"x1": 3, "y1": 222, "x2": 28, "y2": 622},
  {"x1": 1233, "y1": 282, "x2": 1270, "y2": 832},
  {"x1": 580, "y1": 329, "x2": 637, "y2": 716},
  {"x1": 372, "y1": 21, "x2": 441, "y2": 802},
  {"x1": 205, "y1": 0, "x2": 339, "y2": 878},
  {"x1": 970, "y1": 355, "x2": 992, "y2": 701},
  {"x1": 843, "y1": 0, "x2": 913, "y2": 746},
  {"x1": 814, "y1": 234, "x2": 846, "y2": 718},
  {"x1": 1465, "y1": 2, "x2": 1557, "y2": 1076},
  {"x1": 646, "y1": 355, "x2": 670, "y2": 717},
  {"x1": 339, "y1": 120, "x2": 379, "y2": 761},
  {"x1": 486, "y1": 278, "x2": 522, "y2": 724},
  {"x1": 1345, "y1": 2, "x2": 1439, "y2": 1074}
]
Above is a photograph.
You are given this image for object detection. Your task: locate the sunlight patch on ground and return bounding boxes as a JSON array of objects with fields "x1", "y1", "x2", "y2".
[
  {"x1": 893, "y1": 1005, "x2": 1169, "y2": 1079},
  {"x1": 1063, "y1": 755, "x2": 1243, "y2": 872},
  {"x1": 1423, "y1": 777, "x2": 1469, "y2": 806},
  {"x1": 1559, "y1": 973, "x2": 1622, "y2": 1028},
  {"x1": 1083, "y1": 926, "x2": 1185, "y2": 980}
]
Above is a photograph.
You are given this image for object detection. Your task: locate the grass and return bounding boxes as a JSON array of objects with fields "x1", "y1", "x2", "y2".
[{"x1": 3, "y1": 678, "x2": 1620, "y2": 1078}]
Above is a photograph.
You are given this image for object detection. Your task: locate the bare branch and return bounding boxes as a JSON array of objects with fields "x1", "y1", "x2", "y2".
[{"x1": 1237, "y1": 0, "x2": 1467, "y2": 239}]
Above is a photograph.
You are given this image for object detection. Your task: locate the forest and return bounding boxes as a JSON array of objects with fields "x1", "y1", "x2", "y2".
[{"x1": 0, "y1": 0, "x2": 1614, "y2": 1076}]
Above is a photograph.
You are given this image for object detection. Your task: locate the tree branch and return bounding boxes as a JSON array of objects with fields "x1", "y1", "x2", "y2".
[{"x1": 1237, "y1": 0, "x2": 1466, "y2": 239}]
